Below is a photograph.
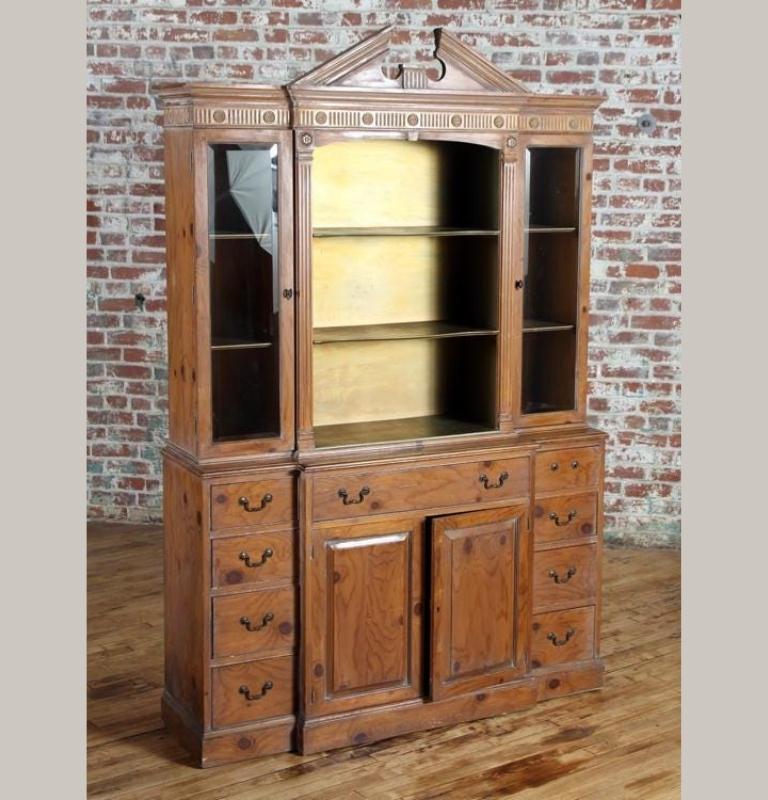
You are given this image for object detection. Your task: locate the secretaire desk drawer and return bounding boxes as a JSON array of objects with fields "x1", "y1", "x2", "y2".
[{"x1": 310, "y1": 455, "x2": 530, "y2": 521}]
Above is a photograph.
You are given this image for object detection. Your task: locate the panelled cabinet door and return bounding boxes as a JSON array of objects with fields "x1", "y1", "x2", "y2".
[
  {"x1": 304, "y1": 516, "x2": 425, "y2": 718},
  {"x1": 431, "y1": 505, "x2": 531, "y2": 700},
  {"x1": 195, "y1": 129, "x2": 295, "y2": 458}
]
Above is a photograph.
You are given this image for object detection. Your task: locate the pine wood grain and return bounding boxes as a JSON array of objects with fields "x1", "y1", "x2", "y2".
[{"x1": 88, "y1": 522, "x2": 679, "y2": 799}]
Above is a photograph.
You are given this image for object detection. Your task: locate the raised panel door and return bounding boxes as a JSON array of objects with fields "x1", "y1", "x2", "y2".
[
  {"x1": 304, "y1": 516, "x2": 425, "y2": 717},
  {"x1": 431, "y1": 505, "x2": 531, "y2": 699}
]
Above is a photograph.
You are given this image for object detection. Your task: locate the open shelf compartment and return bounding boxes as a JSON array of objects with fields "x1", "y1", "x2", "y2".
[{"x1": 310, "y1": 138, "x2": 500, "y2": 448}]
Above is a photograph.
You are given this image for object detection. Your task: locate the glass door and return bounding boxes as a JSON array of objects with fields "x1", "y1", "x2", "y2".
[
  {"x1": 202, "y1": 137, "x2": 293, "y2": 453},
  {"x1": 520, "y1": 146, "x2": 582, "y2": 419}
]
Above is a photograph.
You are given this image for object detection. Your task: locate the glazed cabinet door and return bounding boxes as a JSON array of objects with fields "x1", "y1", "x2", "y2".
[
  {"x1": 304, "y1": 516, "x2": 424, "y2": 718},
  {"x1": 515, "y1": 139, "x2": 592, "y2": 428},
  {"x1": 431, "y1": 505, "x2": 531, "y2": 699},
  {"x1": 196, "y1": 129, "x2": 294, "y2": 458}
]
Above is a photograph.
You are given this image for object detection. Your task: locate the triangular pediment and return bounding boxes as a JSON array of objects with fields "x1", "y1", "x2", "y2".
[{"x1": 290, "y1": 26, "x2": 530, "y2": 94}]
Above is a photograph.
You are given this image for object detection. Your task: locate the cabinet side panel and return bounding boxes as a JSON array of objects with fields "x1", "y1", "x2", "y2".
[
  {"x1": 164, "y1": 128, "x2": 198, "y2": 455},
  {"x1": 163, "y1": 456, "x2": 206, "y2": 723}
]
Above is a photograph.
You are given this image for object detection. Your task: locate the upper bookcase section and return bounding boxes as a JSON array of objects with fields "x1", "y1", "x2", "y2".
[{"x1": 158, "y1": 26, "x2": 602, "y2": 134}]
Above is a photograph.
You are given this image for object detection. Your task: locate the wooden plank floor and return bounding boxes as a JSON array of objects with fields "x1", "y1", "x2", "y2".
[{"x1": 87, "y1": 522, "x2": 680, "y2": 799}]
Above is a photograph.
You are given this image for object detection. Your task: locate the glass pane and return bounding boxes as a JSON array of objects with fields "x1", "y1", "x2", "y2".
[
  {"x1": 522, "y1": 147, "x2": 580, "y2": 415},
  {"x1": 208, "y1": 143, "x2": 280, "y2": 441}
]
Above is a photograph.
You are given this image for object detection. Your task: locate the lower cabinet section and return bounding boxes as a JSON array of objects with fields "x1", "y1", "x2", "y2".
[
  {"x1": 163, "y1": 438, "x2": 604, "y2": 766},
  {"x1": 211, "y1": 655, "x2": 294, "y2": 728}
]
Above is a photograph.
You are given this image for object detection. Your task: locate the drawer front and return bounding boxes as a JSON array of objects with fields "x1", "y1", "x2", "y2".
[
  {"x1": 211, "y1": 478, "x2": 295, "y2": 531},
  {"x1": 213, "y1": 588, "x2": 296, "y2": 659},
  {"x1": 211, "y1": 655, "x2": 294, "y2": 728},
  {"x1": 212, "y1": 531, "x2": 295, "y2": 589},
  {"x1": 535, "y1": 447, "x2": 600, "y2": 494},
  {"x1": 533, "y1": 544, "x2": 597, "y2": 611},
  {"x1": 533, "y1": 493, "x2": 597, "y2": 546},
  {"x1": 312, "y1": 457, "x2": 529, "y2": 522},
  {"x1": 531, "y1": 607, "x2": 595, "y2": 669}
]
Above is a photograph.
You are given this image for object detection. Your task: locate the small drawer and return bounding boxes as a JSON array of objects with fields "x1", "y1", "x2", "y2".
[
  {"x1": 211, "y1": 478, "x2": 294, "y2": 532},
  {"x1": 535, "y1": 447, "x2": 600, "y2": 494},
  {"x1": 212, "y1": 531, "x2": 295, "y2": 589},
  {"x1": 531, "y1": 607, "x2": 595, "y2": 669},
  {"x1": 533, "y1": 544, "x2": 597, "y2": 612},
  {"x1": 533, "y1": 493, "x2": 597, "y2": 546},
  {"x1": 213, "y1": 587, "x2": 296, "y2": 659},
  {"x1": 311, "y1": 456, "x2": 530, "y2": 522},
  {"x1": 211, "y1": 655, "x2": 294, "y2": 729}
]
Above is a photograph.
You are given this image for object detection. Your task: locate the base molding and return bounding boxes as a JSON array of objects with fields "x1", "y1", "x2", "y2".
[
  {"x1": 161, "y1": 691, "x2": 295, "y2": 768},
  {"x1": 299, "y1": 679, "x2": 537, "y2": 755},
  {"x1": 298, "y1": 660, "x2": 604, "y2": 755}
]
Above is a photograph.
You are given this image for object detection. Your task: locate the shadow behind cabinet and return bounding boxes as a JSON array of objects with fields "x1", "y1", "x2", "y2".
[{"x1": 159, "y1": 27, "x2": 605, "y2": 767}]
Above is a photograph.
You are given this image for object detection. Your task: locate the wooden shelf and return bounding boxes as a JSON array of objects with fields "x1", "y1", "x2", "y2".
[
  {"x1": 211, "y1": 340, "x2": 273, "y2": 351},
  {"x1": 525, "y1": 226, "x2": 577, "y2": 234},
  {"x1": 313, "y1": 226, "x2": 499, "y2": 238},
  {"x1": 523, "y1": 319, "x2": 575, "y2": 334},
  {"x1": 313, "y1": 321, "x2": 499, "y2": 345},
  {"x1": 314, "y1": 415, "x2": 493, "y2": 448}
]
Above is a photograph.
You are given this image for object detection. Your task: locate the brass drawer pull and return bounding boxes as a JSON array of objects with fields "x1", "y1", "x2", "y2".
[
  {"x1": 238, "y1": 493, "x2": 273, "y2": 513},
  {"x1": 549, "y1": 510, "x2": 577, "y2": 527},
  {"x1": 550, "y1": 462, "x2": 559, "y2": 471},
  {"x1": 239, "y1": 681, "x2": 273, "y2": 701},
  {"x1": 547, "y1": 628, "x2": 575, "y2": 647},
  {"x1": 570, "y1": 459, "x2": 580, "y2": 469},
  {"x1": 479, "y1": 471, "x2": 509, "y2": 490},
  {"x1": 240, "y1": 612, "x2": 274, "y2": 632},
  {"x1": 238, "y1": 548, "x2": 273, "y2": 568},
  {"x1": 548, "y1": 566, "x2": 577, "y2": 585},
  {"x1": 338, "y1": 486, "x2": 370, "y2": 505}
]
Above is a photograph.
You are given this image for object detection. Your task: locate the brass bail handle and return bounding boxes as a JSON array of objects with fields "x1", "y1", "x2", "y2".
[
  {"x1": 338, "y1": 486, "x2": 370, "y2": 505},
  {"x1": 239, "y1": 548, "x2": 273, "y2": 568},
  {"x1": 549, "y1": 510, "x2": 577, "y2": 527},
  {"x1": 479, "y1": 471, "x2": 509, "y2": 490},
  {"x1": 239, "y1": 493, "x2": 273, "y2": 513},
  {"x1": 239, "y1": 681, "x2": 274, "y2": 701}
]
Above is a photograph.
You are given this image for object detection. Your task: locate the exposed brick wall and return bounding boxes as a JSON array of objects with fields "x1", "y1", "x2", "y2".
[{"x1": 87, "y1": 0, "x2": 681, "y2": 546}]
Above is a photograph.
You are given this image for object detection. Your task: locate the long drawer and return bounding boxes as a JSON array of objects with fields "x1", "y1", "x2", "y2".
[{"x1": 311, "y1": 455, "x2": 530, "y2": 522}]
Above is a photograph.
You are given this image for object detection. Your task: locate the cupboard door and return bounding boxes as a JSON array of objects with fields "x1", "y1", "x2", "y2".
[
  {"x1": 197, "y1": 131, "x2": 295, "y2": 458},
  {"x1": 304, "y1": 516, "x2": 424, "y2": 717},
  {"x1": 516, "y1": 141, "x2": 592, "y2": 428},
  {"x1": 431, "y1": 505, "x2": 531, "y2": 699}
]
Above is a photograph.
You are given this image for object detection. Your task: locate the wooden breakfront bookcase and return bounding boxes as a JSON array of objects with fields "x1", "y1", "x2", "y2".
[{"x1": 158, "y1": 27, "x2": 605, "y2": 767}]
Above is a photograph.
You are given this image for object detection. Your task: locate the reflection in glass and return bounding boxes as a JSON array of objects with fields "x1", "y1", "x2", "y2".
[{"x1": 208, "y1": 144, "x2": 280, "y2": 441}]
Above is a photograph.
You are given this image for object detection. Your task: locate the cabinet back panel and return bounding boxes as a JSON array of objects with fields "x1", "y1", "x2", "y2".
[
  {"x1": 312, "y1": 140, "x2": 498, "y2": 229},
  {"x1": 313, "y1": 237, "x2": 441, "y2": 327},
  {"x1": 313, "y1": 236, "x2": 499, "y2": 329},
  {"x1": 314, "y1": 338, "x2": 441, "y2": 425}
]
